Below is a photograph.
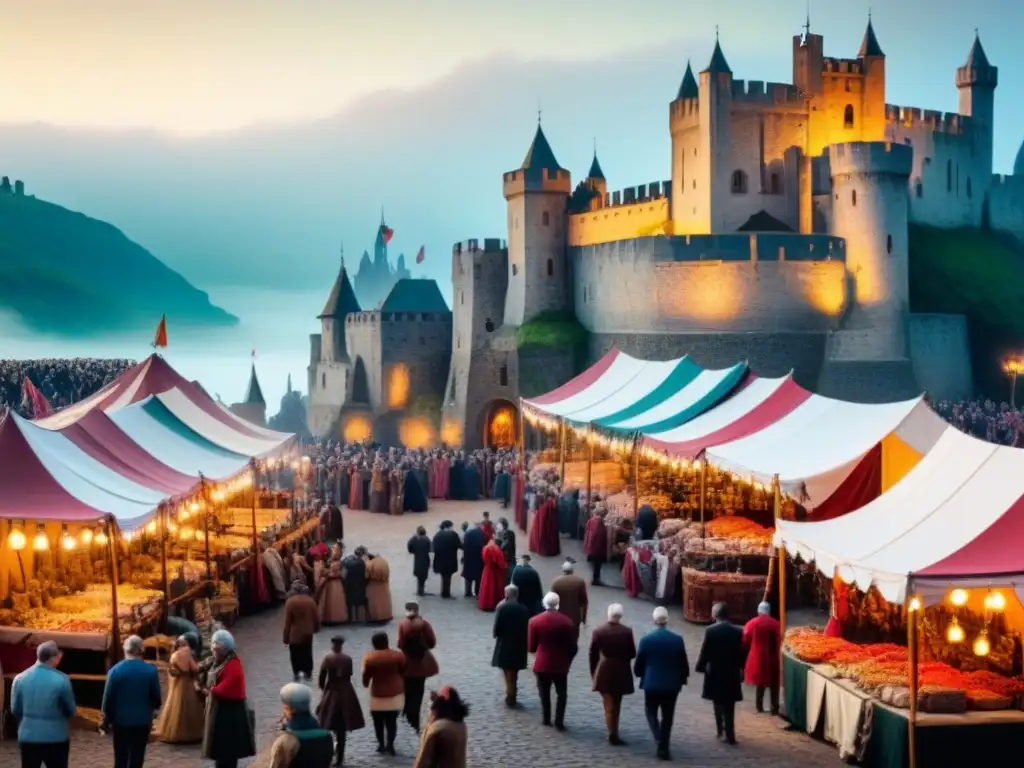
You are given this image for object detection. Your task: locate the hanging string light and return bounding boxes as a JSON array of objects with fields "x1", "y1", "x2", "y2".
[
  {"x1": 946, "y1": 616, "x2": 965, "y2": 643},
  {"x1": 145, "y1": 520, "x2": 158, "y2": 535},
  {"x1": 908, "y1": 596, "x2": 922, "y2": 612},
  {"x1": 32, "y1": 524, "x2": 50, "y2": 551},
  {"x1": 973, "y1": 628, "x2": 991, "y2": 657},
  {"x1": 949, "y1": 588, "x2": 969, "y2": 607},
  {"x1": 80, "y1": 527, "x2": 93, "y2": 545},
  {"x1": 6, "y1": 521, "x2": 26, "y2": 551},
  {"x1": 984, "y1": 590, "x2": 1007, "y2": 612},
  {"x1": 61, "y1": 525, "x2": 76, "y2": 551},
  {"x1": 94, "y1": 527, "x2": 108, "y2": 546}
]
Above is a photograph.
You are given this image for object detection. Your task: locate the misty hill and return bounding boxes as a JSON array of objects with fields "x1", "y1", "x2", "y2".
[{"x1": 0, "y1": 182, "x2": 236, "y2": 335}]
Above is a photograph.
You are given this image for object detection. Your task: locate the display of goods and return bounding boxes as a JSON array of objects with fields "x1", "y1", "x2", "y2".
[
  {"x1": 787, "y1": 627, "x2": 1024, "y2": 705},
  {"x1": 704, "y1": 517, "x2": 774, "y2": 547},
  {"x1": 56, "y1": 619, "x2": 111, "y2": 633},
  {"x1": 965, "y1": 689, "x2": 1013, "y2": 710},
  {"x1": 682, "y1": 567, "x2": 765, "y2": 587},
  {"x1": 685, "y1": 536, "x2": 772, "y2": 558},
  {"x1": 658, "y1": 518, "x2": 692, "y2": 537},
  {"x1": 3, "y1": 583, "x2": 162, "y2": 632}
]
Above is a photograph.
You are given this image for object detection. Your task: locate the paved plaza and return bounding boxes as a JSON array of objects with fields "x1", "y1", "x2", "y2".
[{"x1": 1, "y1": 499, "x2": 846, "y2": 767}]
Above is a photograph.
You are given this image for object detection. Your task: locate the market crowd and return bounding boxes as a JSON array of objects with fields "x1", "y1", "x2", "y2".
[
  {"x1": 931, "y1": 397, "x2": 1022, "y2": 445},
  {"x1": 0, "y1": 358, "x2": 134, "y2": 416}
]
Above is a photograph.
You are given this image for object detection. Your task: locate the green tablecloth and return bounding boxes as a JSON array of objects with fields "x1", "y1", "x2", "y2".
[
  {"x1": 782, "y1": 652, "x2": 809, "y2": 732},
  {"x1": 864, "y1": 704, "x2": 1023, "y2": 768}
]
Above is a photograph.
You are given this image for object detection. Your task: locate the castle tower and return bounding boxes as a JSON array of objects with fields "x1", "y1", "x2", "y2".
[
  {"x1": 829, "y1": 141, "x2": 913, "y2": 360},
  {"x1": 700, "y1": 36, "x2": 734, "y2": 233},
  {"x1": 669, "y1": 60, "x2": 702, "y2": 233},
  {"x1": 502, "y1": 122, "x2": 571, "y2": 327},
  {"x1": 441, "y1": 238, "x2": 512, "y2": 449},
  {"x1": 318, "y1": 254, "x2": 361, "y2": 363},
  {"x1": 585, "y1": 149, "x2": 607, "y2": 204},
  {"x1": 957, "y1": 33, "x2": 998, "y2": 182},
  {"x1": 856, "y1": 17, "x2": 887, "y2": 141},
  {"x1": 229, "y1": 363, "x2": 267, "y2": 427}
]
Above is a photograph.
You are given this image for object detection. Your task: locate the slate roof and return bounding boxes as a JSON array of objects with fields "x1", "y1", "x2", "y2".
[
  {"x1": 677, "y1": 61, "x2": 699, "y2": 99},
  {"x1": 737, "y1": 210, "x2": 794, "y2": 233},
  {"x1": 380, "y1": 278, "x2": 450, "y2": 314},
  {"x1": 319, "y1": 261, "x2": 362, "y2": 318},
  {"x1": 587, "y1": 153, "x2": 605, "y2": 180},
  {"x1": 964, "y1": 34, "x2": 991, "y2": 69},
  {"x1": 858, "y1": 19, "x2": 884, "y2": 57},
  {"x1": 521, "y1": 124, "x2": 563, "y2": 172},
  {"x1": 704, "y1": 40, "x2": 731, "y2": 74},
  {"x1": 245, "y1": 363, "x2": 265, "y2": 406}
]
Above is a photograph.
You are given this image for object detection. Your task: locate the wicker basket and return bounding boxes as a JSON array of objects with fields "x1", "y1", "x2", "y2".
[{"x1": 682, "y1": 567, "x2": 765, "y2": 624}]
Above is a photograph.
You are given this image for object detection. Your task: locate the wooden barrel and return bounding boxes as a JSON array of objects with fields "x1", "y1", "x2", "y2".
[{"x1": 682, "y1": 567, "x2": 766, "y2": 624}]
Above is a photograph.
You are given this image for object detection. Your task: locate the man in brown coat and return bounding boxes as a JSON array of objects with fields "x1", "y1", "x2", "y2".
[
  {"x1": 589, "y1": 603, "x2": 636, "y2": 745},
  {"x1": 396, "y1": 601, "x2": 439, "y2": 734},
  {"x1": 283, "y1": 579, "x2": 321, "y2": 681},
  {"x1": 550, "y1": 559, "x2": 588, "y2": 640}
]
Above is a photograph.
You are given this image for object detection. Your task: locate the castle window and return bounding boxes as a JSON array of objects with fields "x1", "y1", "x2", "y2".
[
  {"x1": 851, "y1": 189, "x2": 857, "y2": 206},
  {"x1": 946, "y1": 159, "x2": 952, "y2": 193},
  {"x1": 542, "y1": 211, "x2": 550, "y2": 226},
  {"x1": 499, "y1": 365, "x2": 509, "y2": 387},
  {"x1": 680, "y1": 151, "x2": 685, "y2": 190},
  {"x1": 457, "y1": 335, "x2": 460, "y2": 349},
  {"x1": 692, "y1": 179, "x2": 696, "y2": 190},
  {"x1": 886, "y1": 234, "x2": 892, "y2": 255},
  {"x1": 915, "y1": 180, "x2": 923, "y2": 198},
  {"x1": 769, "y1": 173, "x2": 782, "y2": 195},
  {"x1": 321, "y1": 372, "x2": 326, "y2": 389},
  {"x1": 546, "y1": 258, "x2": 554, "y2": 277},
  {"x1": 484, "y1": 318, "x2": 495, "y2": 333},
  {"x1": 843, "y1": 104, "x2": 854, "y2": 129},
  {"x1": 844, "y1": 80, "x2": 851, "y2": 93},
  {"x1": 512, "y1": 264, "x2": 518, "y2": 277},
  {"x1": 730, "y1": 170, "x2": 748, "y2": 195},
  {"x1": 966, "y1": 177, "x2": 972, "y2": 199},
  {"x1": 460, "y1": 291, "x2": 464, "y2": 305}
]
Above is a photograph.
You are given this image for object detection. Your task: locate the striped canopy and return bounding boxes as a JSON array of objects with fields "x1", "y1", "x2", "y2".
[
  {"x1": 1, "y1": 356, "x2": 295, "y2": 529},
  {"x1": 526, "y1": 347, "x2": 949, "y2": 508},
  {"x1": 524, "y1": 348, "x2": 746, "y2": 434}
]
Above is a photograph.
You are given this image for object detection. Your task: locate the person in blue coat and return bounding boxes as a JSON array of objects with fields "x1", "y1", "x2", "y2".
[
  {"x1": 11, "y1": 641, "x2": 76, "y2": 768},
  {"x1": 461, "y1": 522, "x2": 486, "y2": 598},
  {"x1": 101, "y1": 635, "x2": 163, "y2": 768},
  {"x1": 634, "y1": 607, "x2": 689, "y2": 761}
]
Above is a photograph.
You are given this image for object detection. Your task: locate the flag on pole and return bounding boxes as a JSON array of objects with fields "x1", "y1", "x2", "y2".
[
  {"x1": 381, "y1": 224, "x2": 394, "y2": 244},
  {"x1": 21, "y1": 377, "x2": 52, "y2": 418},
  {"x1": 415, "y1": 245, "x2": 425, "y2": 264},
  {"x1": 152, "y1": 315, "x2": 168, "y2": 348}
]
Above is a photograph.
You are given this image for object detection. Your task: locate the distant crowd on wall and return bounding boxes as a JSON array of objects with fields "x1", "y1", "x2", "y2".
[
  {"x1": 1, "y1": 357, "x2": 1022, "y2": 448},
  {"x1": 0, "y1": 358, "x2": 135, "y2": 417},
  {"x1": 931, "y1": 398, "x2": 1022, "y2": 446}
]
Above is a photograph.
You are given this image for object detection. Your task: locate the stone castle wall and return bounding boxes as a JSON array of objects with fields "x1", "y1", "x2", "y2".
[
  {"x1": 570, "y1": 234, "x2": 848, "y2": 335},
  {"x1": 986, "y1": 174, "x2": 1024, "y2": 241},
  {"x1": 908, "y1": 313, "x2": 973, "y2": 400}
]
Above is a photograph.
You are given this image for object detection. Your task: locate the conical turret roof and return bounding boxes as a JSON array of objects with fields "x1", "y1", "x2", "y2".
[
  {"x1": 521, "y1": 124, "x2": 563, "y2": 172},
  {"x1": 703, "y1": 39, "x2": 731, "y2": 74},
  {"x1": 587, "y1": 153, "x2": 605, "y2": 180},
  {"x1": 318, "y1": 259, "x2": 362, "y2": 318},
  {"x1": 677, "y1": 61, "x2": 699, "y2": 99},
  {"x1": 244, "y1": 363, "x2": 265, "y2": 406},
  {"x1": 858, "y1": 18, "x2": 884, "y2": 57},
  {"x1": 964, "y1": 33, "x2": 991, "y2": 69}
]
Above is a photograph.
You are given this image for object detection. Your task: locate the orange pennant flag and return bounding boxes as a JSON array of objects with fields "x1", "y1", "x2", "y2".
[{"x1": 152, "y1": 315, "x2": 168, "y2": 348}]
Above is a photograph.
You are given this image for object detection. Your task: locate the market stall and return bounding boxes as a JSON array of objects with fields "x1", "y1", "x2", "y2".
[{"x1": 773, "y1": 426, "x2": 1024, "y2": 767}]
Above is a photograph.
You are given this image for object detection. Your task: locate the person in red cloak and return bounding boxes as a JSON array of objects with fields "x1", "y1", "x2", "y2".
[
  {"x1": 582, "y1": 508, "x2": 609, "y2": 586},
  {"x1": 742, "y1": 601, "x2": 781, "y2": 715},
  {"x1": 480, "y1": 511, "x2": 495, "y2": 543},
  {"x1": 478, "y1": 538, "x2": 507, "y2": 612},
  {"x1": 528, "y1": 493, "x2": 561, "y2": 557}
]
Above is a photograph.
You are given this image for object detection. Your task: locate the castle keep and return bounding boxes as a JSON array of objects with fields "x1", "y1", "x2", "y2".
[{"x1": 311, "y1": 19, "x2": 1024, "y2": 449}]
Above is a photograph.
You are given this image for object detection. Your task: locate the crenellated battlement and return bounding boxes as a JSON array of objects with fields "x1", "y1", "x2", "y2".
[
  {"x1": 829, "y1": 141, "x2": 913, "y2": 178},
  {"x1": 822, "y1": 57, "x2": 864, "y2": 75},
  {"x1": 346, "y1": 309, "x2": 449, "y2": 325},
  {"x1": 884, "y1": 104, "x2": 971, "y2": 134},
  {"x1": 502, "y1": 167, "x2": 571, "y2": 198},
  {"x1": 669, "y1": 97, "x2": 699, "y2": 123},
  {"x1": 452, "y1": 238, "x2": 506, "y2": 255},
  {"x1": 589, "y1": 181, "x2": 671, "y2": 210},
  {"x1": 729, "y1": 79, "x2": 803, "y2": 105},
  {"x1": 451, "y1": 238, "x2": 508, "y2": 283}
]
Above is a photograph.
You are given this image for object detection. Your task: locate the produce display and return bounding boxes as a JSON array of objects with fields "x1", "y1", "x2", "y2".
[
  {"x1": 0, "y1": 582, "x2": 162, "y2": 633},
  {"x1": 655, "y1": 517, "x2": 774, "y2": 565},
  {"x1": 785, "y1": 627, "x2": 1024, "y2": 711}
]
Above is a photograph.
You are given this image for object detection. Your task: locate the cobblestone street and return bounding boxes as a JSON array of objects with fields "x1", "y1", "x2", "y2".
[{"x1": 1, "y1": 500, "x2": 845, "y2": 767}]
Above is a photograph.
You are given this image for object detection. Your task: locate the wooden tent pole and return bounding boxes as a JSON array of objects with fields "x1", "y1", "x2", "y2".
[
  {"x1": 585, "y1": 425, "x2": 594, "y2": 512},
  {"x1": 632, "y1": 438, "x2": 640, "y2": 518},
  {"x1": 107, "y1": 515, "x2": 122, "y2": 662},
  {"x1": 200, "y1": 476, "x2": 213, "y2": 591},
  {"x1": 699, "y1": 455, "x2": 708, "y2": 539},
  {"x1": 518, "y1": 399, "x2": 526, "y2": 469},
  {"x1": 250, "y1": 460, "x2": 260, "y2": 585},
  {"x1": 773, "y1": 475, "x2": 786, "y2": 675},
  {"x1": 907, "y1": 582, "x2": 919, "y2": 768},
  {"x1": 558, "y1": 418, "x2": 567, "y2": 485},
  {"x1": 159, "y1": 503, "x2": 169, "y2": 615}
]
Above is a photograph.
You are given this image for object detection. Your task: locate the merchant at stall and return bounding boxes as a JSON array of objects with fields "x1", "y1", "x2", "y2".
[{"x1": 635, "y1": 505, "x2": 658, "y2": 542}]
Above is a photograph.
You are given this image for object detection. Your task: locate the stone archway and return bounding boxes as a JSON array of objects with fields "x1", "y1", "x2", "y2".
[
  {"x1": 351, "y1": 357, "x2": 371, "y2": 404},
  {"x1": 479, "y1": 399, "x2": 519, "y2": 450}
]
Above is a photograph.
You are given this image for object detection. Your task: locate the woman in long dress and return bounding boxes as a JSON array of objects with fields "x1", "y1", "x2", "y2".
[
  {"x1": 156, "y1": 636, "x2": 205, "y2": 743},
  {"x1": 348, "y1": 465, "x2": 364, "y2": 509},
  {"x1": 316, "y1": 556, "x2": 349, "y2": 625},
  {"x1": 477, "y1": 538, "x2": 506, "y2": 612},
  {"x1": 364, "y1": 553, "x2": 393, "y2": 623},
  {"x1": 370, "y1": 464, "x2": 389, "y2": 514},
  {"x1": 317, "y1": 635, "x2": 365, "y2": 766},
  {"x1": 201, "y1": 630, "x2": 256, "y2": 767},
  {"x1": 403, "y1": 465, "x2": 428, "y2": 513},
  {"x1": 388, "y1": 469, "x2": 404, "y2": 515}
]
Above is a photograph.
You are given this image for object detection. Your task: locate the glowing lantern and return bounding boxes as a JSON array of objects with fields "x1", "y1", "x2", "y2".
[
  {"x1": 908, "y1": 596, "x2": 922, "y2": 612},
  {"x1": 61, "y1": 526, "x2": 76, "y2": 551},
  {"x1": 189, "y1": 502, "x2": 200, "y2": 514},
  {"x1": 80, "y1": 528, "x2": 93, "y2": 545},
  {"x1": 122, "y1": 530, "x2": 134, "y2": 543},
  {"x1": 179, "y1": 527, "x2": 193, "y2": 541},
  {"x1": 94, "y1": 529, "x2": 108, "y2": 546},
  {"x1": 7, "y1": 525, "x2": 26, "y2": 551},
  {"x1": 167, "y1": 522, "x2": 178, "y2": 535},
  {"x1": 946, "y1": 617, "x2": 965, "y2": 644},
  {"x1": 32, "y1": 525, "x2": 50, "y2": 551},
  {"x1": 973, "y1": 630, "x2": 991, "y2": 657},
  {"x1": 194, "y1": 529, "x2": 204, "y2": 542},
  {"x1": 146, "y1": 520, "x2": 158, "y2": 535},
  {"x1": 984, "y1": 591, "x2": 1007, "y2": 612},
  {"x1": 949, "y1": 589, "x2": 969, "y2": 607},
  {"x1": 302, "y1": 455, "x2": 311, "y2": 464},
  {"x1": 211, "y1": 490, "x2": 225, "y2": 503}
]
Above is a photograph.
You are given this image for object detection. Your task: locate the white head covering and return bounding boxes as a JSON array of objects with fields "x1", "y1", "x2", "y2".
[
  {"x1": 561, "y1": 560, "x2": 574, "y2": 574},
  {"x1": 607, "y1": 603, "x2": 625, "y2": 622},
  {"x1": 543, "y1": 592, "x2": 560, "y2": 610},
  {"x1": 758, "y1": 601, "x2": 771, "y2": 615},
  {"x1": 652, "y1": 607, "x2": 669, "y2": 625}
]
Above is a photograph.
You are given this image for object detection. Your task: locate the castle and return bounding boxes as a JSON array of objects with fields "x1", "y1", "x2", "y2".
[{"x1": 309, "y1": 19, "x2": 1024, "y2": 449}]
